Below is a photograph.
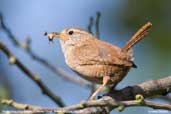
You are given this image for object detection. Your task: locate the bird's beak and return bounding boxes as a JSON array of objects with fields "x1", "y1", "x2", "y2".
[{"x1": 44, "y1": 32, "x2": 67, "y2": 41}]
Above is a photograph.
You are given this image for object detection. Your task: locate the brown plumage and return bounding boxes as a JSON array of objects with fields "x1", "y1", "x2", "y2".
[{"x1": 44, "y1": 22, "x2": 152, "y2": 100}]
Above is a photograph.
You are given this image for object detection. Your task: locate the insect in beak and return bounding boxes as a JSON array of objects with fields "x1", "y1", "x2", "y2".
[{"x1": 44, "y1": 32, "x2": 67, "y2": 41}]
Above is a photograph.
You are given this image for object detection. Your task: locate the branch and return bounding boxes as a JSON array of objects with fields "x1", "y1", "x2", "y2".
[
  {"x1": 95, "y1": 12, "x2": 101, "y2": 38},
  {"x1": 0, "y1": 14, "x2": 20, "y2": 46},
  {"x1": 2, "y1": 96, "x2": 171, "y2": 113},
  {"x1": 2, "y1": 76, "x2": 171, "y2": 113},
  {"x1": 0, "y1": 42, "x2": 65, "y2": 107},
  {"x1": 107, "y1": 76, "x2": 171, "y2": 100},
  {"x1": 80, "y1": 76, "x2": 171, "y2": 114},
  {"x1": 1, "y1": 99, "x2": 44, "y2": 111},
  {"x1": 0, "y1": 13, "x2": 89, "y2": 88},
  {"x1": 51, "y1": 96, "x2": 171, "y2": 112},
  {"x1": 87, "y1": 11, "x2": 101, "y2": 38},
  {"x1": 87, "y1": 16, "x2": 93, "y2": 34}
]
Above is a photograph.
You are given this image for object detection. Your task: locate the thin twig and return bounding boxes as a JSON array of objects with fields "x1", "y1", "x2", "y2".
[
  {"x1": 87, "y1": 16, "x2": 93, "y2": 34},
  {"x1": 95, "y1": 12, "x2": 101, "y2": 39},
  {"x1": 0, "y1": 13, "x2": 20, "y2": 46},
  {"x1": 0, "y1": 42, "x2": 65, "y2": 107},
  {"x1": 1, "y1": 99, "x2": 44, "y2": 111},
  {"x1": 0, "y1": 12, "x2": 90, "y2": 88}
]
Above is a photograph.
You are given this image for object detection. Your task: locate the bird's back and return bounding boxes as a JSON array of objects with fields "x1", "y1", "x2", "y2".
[{"x1": 64, "y1": 38, "x2": 134, "y2": 84}]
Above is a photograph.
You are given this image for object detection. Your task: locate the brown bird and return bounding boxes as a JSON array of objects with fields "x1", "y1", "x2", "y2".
[{"x1": 44, "y1": 22, "x2": 152, "y2": 100}]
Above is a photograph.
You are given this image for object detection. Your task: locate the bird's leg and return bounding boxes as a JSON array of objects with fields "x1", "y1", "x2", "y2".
[{"x1": 89, "y1": 76, "x2": 110, "y2": 100}]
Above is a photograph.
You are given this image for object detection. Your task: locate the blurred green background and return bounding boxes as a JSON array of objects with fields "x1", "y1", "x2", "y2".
[{"x1": 0, "y1": 0, "x2": 171, "y2": 113}]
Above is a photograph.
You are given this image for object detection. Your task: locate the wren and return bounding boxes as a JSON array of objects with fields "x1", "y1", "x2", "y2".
[{"x1": 44, "y1": 22, "x2": 152, "y2": 100}]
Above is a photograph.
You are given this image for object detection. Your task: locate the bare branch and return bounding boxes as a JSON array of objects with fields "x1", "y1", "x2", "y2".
[
  {"x1": 0, "y1": 42, "x2": 65, "y2": 107},
  {"x1": 0, "y1": 13, "x2": 20, "y2": 46},
  {"x1": 80, "y1": 76, "x2": 171, "y2": 114},
  {"x1": 87, "y1": 16, "x2": 93, "y2": 34},
  {"x1": 54, "y1": 96, "x2": 171, "y2": 112},
  {"x1": 0, "y1": 13, "x2": 89, "y2": 88},
  {"x1": 95, "y1": 11, "x2": 101, "y2": 39},
  {"x1": 87, "y1": 11, "x2": 101, "y2": 39},
  {"x1": 2, "y1": 76, "x2": 171, "y2": 113},
  {"x1": 107, "y1": 76, "x2": 171, "y2": 101},
  {"x1": 1, "y1": 99, "x2": 44, "y2": 111},
  {"x1": 2, "y1": 96, "x2": 171, "y2": 113}
]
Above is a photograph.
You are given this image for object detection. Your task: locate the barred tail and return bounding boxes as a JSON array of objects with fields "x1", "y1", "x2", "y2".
[{"x1": 122, "y1": 22, "x2": 152, "y2": 51}]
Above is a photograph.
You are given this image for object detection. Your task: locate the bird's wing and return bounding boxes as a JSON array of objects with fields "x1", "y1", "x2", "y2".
[{"x1": 73, "y1": 39, "x2": 133, "y2": 67}]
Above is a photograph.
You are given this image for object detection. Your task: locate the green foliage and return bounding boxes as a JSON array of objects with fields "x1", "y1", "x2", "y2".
[{"x1": 118, "y1": 0, "x2": 171, "y2": 50}]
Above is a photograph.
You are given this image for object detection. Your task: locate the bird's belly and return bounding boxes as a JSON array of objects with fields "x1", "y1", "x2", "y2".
[{"x1": 71, "y1": 64, "x2": 130, "y2": 84}]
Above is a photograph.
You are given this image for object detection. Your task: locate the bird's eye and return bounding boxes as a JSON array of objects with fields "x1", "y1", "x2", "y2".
[{"x1": 68, "y1": 30, "x2": 74, "y2": 35}]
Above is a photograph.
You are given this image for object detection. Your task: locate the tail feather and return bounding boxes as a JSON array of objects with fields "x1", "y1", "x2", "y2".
[{"x1": 122, "y1": 22, "x2": 152, "y2": 51}]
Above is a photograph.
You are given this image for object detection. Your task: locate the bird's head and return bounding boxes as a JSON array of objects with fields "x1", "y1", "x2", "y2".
[{"x1": 44, "y1": 28, "x2": 94, "y2": 46}]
